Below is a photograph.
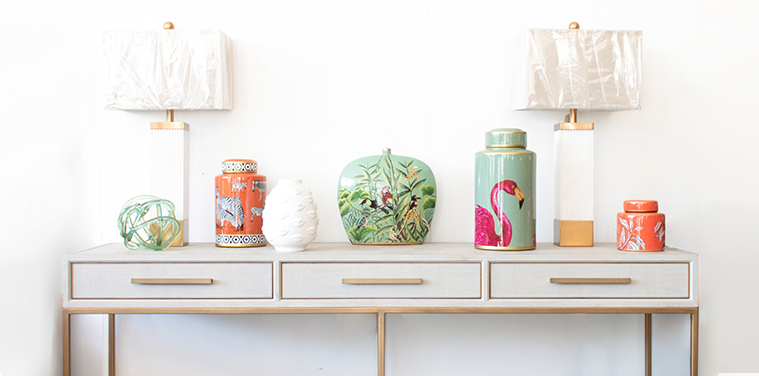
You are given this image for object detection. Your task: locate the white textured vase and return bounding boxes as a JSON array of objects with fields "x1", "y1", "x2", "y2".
[{"x1": 261, "y1": 179, "x2": 319, "y2": 252}]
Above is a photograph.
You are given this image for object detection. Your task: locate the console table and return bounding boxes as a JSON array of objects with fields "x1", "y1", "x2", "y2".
[{"x1": 62, "y1": 242, "x2": 698, "y2": 376}]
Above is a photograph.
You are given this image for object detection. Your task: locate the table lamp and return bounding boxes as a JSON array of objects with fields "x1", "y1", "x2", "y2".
[
  {"x1": 103, "y1": 22, "x2": 232, "y2": 246},
  {"x1": 511, "y1": 22, "x2": 642, "y2": 246}
]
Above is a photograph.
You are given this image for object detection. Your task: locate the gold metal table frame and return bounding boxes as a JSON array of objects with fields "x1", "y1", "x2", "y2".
[{"x1": 63, "y1": 306, "x2": 698, "y2": 376}]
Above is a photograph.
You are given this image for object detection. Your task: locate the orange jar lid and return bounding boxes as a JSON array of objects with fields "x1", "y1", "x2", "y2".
[
  {"x1": 222, "y1": 159, "x2": 258, "y2": 173},
  {"x1": 624, "y1": 200, "x2": 658, "y2": 213}
]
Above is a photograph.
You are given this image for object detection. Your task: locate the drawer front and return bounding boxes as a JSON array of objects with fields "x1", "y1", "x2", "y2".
[
  {"x1": 71, "y1": 263, "x2": 273, "y2": 299},
  {"x1": 282, "y1": 263, "x2": 481, "y2": 299},
  {"x1": 490, "y1": 263, "x2": 690, "y2": 299}
]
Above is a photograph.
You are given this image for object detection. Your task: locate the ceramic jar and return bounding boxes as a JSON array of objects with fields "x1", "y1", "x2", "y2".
[
  {"x1": 617, "y1": 200, "x2": 665, "y2": 251},
  {"x1": 475, "y1": 129, "x2": 536, "y2": 251},
  {"x1": 215, "y1": 159, "x2": 267, "y2": 247},
  {"x1": 261, "y1": 179, "x2": 318, "y2": 252},
  {"x1": 337, "y1": 148, "x2": 436, "y2": 245}
]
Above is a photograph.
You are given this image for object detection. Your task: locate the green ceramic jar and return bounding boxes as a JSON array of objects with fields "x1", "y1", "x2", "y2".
[
  {"x1": 475, "y1": 129, "x2": 536, "y2": 250},
  {"x1": 338, "y1": 148, "x2": 436, "y2": 245}
]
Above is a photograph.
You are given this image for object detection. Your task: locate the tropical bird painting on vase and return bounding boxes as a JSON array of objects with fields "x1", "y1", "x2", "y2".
[
  {"x1": 475, "y1": 180, "x2": 525, "y2": 248},
  {"x1": 381, "y1": 186, "x2": 394, "y2": 209},
  {"x1": 338, "y1": 149, "x2": 436, "y2": 244}
]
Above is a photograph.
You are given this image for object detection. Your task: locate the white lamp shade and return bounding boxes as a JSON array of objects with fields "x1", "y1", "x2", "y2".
[
  {"x1": 511, "y1": 29, "x2": 642, "y2": 111},
  {"x1": 103, "y1": 29, "x2": 232, "y2": 110}
]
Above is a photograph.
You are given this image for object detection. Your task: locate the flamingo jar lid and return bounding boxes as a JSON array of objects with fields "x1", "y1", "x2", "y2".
[
  {"x1": 623, "y1": 200, "x2": 658, "y2": 213},
  {"x1": 485, "y1": 128, "x2": 526, "y2": 148}
]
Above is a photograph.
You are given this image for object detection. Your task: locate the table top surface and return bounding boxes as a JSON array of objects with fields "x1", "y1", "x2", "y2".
[{"x1": 66, "y1": 242, "x2": 697, "y2": 263}]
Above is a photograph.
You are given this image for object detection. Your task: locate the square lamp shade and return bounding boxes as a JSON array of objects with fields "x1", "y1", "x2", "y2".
[
  {"x1": 512, "y1": 28, "x2": 641, "y2": 111},
  {"x1": 511, "y1": 27, "x2": 642, "y2": 247},
  {"x1": 103, "y1": 27, "x2": 233, "y2": 247},
  {"x1": 103, "y1": 29, "x2": 232, "y2": 110}
]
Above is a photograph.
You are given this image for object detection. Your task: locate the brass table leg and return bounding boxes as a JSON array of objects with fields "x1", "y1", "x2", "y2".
[
  {"x1": 645, "y1": 313, "x2": 652, "y2": 376},
  {"x1": 109, "y1": 314, "x2": 116, "y2": 376},
  {"x1": 691, "y1": 310, "x2": 699, "y2": 376},
  {"x1": 378, "y1": 312, "x2": 386, "y2": 376},
  {"x1": 63, "y1": 311, "x2": 71, "y2": 376}
]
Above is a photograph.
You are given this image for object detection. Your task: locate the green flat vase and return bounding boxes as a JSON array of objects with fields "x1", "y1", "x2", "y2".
[{"x1": 337, "y1": 148, "x2": 436, "y2": 245}]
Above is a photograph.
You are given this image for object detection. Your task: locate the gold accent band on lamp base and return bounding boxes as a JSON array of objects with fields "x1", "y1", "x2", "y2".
[
  {"x1": 555, "y1": 122, "x2": 594, "y2": 131},
  {"x1": 553, "y1": 219, "x2": 594, "y2": 246},
  {"x1": 151, "y1": 121, "x2": 189, "y2": 130},
  {"x1": 342, "y1": 278, "x2": 423, "y2": 285},
  {"x1": 169, "y1": 219, "x2": 187, "y2": 247}
]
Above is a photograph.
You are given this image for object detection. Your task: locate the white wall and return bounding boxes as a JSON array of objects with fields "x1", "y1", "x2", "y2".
[{"x1": 2, "y1": 0, "x2": 758, "y2": 375}]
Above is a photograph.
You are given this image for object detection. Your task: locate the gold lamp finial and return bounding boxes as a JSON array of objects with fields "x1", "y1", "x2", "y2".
[
  {"x1": 163, "y1": 22, "x2": 175, "y2": 30},
  {"x1": 569, "y1": 22, "x2": 579, "y2": 29}
]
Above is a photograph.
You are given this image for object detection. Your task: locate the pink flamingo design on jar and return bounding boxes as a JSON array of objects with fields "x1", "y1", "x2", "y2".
[
  {"x1": 475, "y1": 180, "x2": 524, "y2": 247},
  {"x1": 475, "y1": 129, "x2": 535, "y2": 251}
]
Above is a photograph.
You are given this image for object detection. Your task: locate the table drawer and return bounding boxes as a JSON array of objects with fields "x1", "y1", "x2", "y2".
[
  {"x1": 71, "y1": 263, "x2": 273, "y2": 299},
  {"x1": 490, "y1": 263, "x2": 690, "y2": 299},
  {"x1": 281, "y1": 263, "x2": 481, "y2": 299}
]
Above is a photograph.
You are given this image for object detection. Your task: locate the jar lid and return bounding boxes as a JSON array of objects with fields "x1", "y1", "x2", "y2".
[
  {"x1": 486, "y1": 128, "x2": 526, "y2": 148},
  {"x1": 222, "y1": 159, "x2": 258, "y2": 173},
  {"x1": 624, "y1": 200, "x2": 658, "y2": 213}
]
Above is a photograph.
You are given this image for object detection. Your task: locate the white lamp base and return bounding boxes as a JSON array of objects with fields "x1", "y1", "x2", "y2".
[
  {"x1": 554, "y1": 121, "x2": 594, "y2": 246},
  {"x1": 150, "y1": 121, "x2": 190, "y2": 246}
]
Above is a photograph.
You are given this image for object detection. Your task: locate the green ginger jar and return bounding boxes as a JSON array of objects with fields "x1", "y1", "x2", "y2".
[
  {"x1": 475, "y1": 128, "x2": 536, "y2": 251},
  {"x1": 338, "y1": 148, "x2": 436, "y2": 244}
]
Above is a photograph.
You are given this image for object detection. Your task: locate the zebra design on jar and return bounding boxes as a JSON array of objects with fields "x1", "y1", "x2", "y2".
[
  {"x1": 250, "y1": 203, "x2": 265, "y2": 221},
  {"x1": 231, "y1": 182, "x2": 247, "y2": 193},
  {"x1": 216, "y1": 186, "x2": 245, "y2": 231},
  {"x1": 252, "y1": 180, "x2": 266, "y2": 200}
]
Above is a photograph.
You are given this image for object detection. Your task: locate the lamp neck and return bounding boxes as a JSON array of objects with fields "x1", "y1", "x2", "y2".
[
  {"x1": 167, "y1": 109, "x2": 174, "y2": 122},
  {"x1": 568, "y1": 108, "x2": 577, "y2": 123},
  {"x1": 567, "y1": 22, "x2": 579, "y2": 124}
]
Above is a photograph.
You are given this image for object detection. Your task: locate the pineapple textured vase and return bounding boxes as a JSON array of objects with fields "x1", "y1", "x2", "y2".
[{"x1": 261, "y1": 179, "x2": 318, "y2": 252}]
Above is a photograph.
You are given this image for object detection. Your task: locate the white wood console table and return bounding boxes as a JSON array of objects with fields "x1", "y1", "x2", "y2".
[{"x1": 62, "y1": 242, "x2": 698, "y2": 376}]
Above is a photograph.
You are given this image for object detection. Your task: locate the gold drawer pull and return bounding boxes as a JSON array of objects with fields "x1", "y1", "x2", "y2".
[
  {"x1": 550, "y1": 278, "x2": 631, "y2": 285},
  {"x1": 342, "y1": 278, "x2": 423, "y2": 285},
  {"x1": 131, "y1": 278, "x2": 213, "y2": 285}
]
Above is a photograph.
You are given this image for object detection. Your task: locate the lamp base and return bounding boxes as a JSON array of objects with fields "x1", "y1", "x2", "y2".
[
  {"x1": 169, "y1": 219, "x2": 188, "y2": 247},
  {"x1": 553, "y1": 219, "x2": 593, "y2": 247},
  {"x1": 554, "y1": 115, "x2": 594, "y2": 248},
  {"x1": 150, "y1": 121, "x2": 190, "y2": 247}
]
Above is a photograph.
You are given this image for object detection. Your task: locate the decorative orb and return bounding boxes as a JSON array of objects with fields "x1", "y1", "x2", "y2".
[{"x1": 117, "y1": 195, "x2": 180, "y2": 251}]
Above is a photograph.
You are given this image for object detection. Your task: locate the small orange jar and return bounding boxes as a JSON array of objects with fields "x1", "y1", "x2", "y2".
[
  {"x1": 617, "y1": 200, "x2": 665, "y2": 251},
  {"x1": 215, "y1": 159, "x2": 267, "y2": 247}
]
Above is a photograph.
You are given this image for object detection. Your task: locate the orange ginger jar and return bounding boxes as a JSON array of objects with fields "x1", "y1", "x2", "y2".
[
  {"x1": 215, "y1": 159, "x2": 267, "y2": 247},
  {"x1": 617, "y1": 200, "x2": 665, "y2": 251}
]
